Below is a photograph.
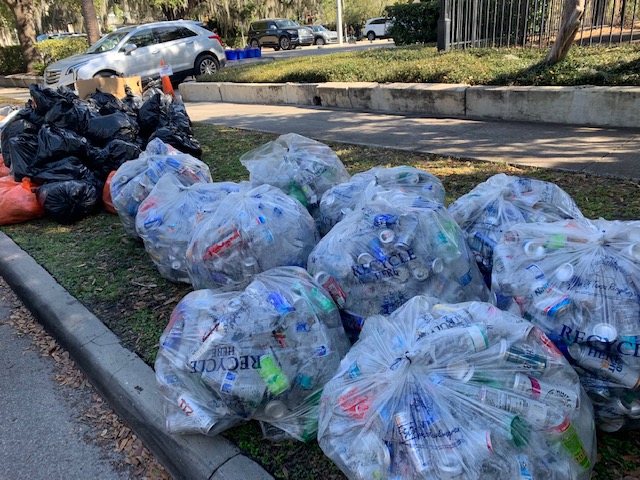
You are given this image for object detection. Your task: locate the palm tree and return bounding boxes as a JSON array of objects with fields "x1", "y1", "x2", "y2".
[{"x1": 81, "y1": 0, "x2": 101, "y2": 45}]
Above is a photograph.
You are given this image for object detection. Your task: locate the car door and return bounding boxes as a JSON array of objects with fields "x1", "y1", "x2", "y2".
[
  {"x1": 263, "y1": 20, "x2": 278, "y2": 46},
  {"x1": 153, "y1": 25, "x2": 198, "y2": 75},
  {"x1": 120, "y1": 27, "x2": 160, "y2": 79}
]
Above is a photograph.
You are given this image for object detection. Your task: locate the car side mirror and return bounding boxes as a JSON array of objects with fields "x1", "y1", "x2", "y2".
[{"x1": 122, "y1": 44, "x2": 137, "y2": 54}]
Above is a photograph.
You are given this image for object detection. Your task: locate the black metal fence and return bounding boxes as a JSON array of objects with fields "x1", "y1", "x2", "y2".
[{"x1": 438, "y1": 0, "x2": 640, "y2": 49}]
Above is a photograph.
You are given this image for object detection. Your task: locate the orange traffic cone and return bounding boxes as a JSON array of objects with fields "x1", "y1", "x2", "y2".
[{"x1": 159, "y1": 59, "x2": 175, "y2": 97}]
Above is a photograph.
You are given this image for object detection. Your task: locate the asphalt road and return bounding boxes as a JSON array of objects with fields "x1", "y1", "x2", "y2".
[{"x1": 0, "y1": 281, "x2": 133, "y2": 480}]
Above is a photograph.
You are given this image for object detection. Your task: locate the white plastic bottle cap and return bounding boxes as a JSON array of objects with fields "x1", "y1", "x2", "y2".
[
  {"x1": 379, "y1": 229, "x2": 395, "y2": 244},
  {"x1": 432, "y1": 258, "x2": 444, "y2": 273},
  {"x1": 357, "y1": 252, "x2": 374, "y2": 264},
  {"x1": 524, "y1": 241, "x2": 545, "y2": 258},
  {"x1": 592, "y1": 323, "x2": 618, "y2": 343},
  {"x1": 263, "y1": 400, "x2": 288, "y2": 419},
  {"x1": 554, "y1": 263, "x2": 574, "y2": 282}
]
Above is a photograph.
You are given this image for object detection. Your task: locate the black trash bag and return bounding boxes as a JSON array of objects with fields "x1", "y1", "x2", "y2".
[
  {"x1": 85, "y1": 139, "x2": 142, "y2": 180},
  {"x1": 149, "y1": 127, "x2": 202, "y2": 159},
  {"x1": 44, "y1": 98, "x2": 95, "y2": 134},
  {"x1": 137, "y1": 93, "x2": 163, "y2": 139},
  {"x1": 122, "y1": 85, "x2": 144, "y2": 112},
  {"x1": 86, "y1": 90, "x2": 129, "y2": 115},
  {"x1": 36, "y1": 178, "x2": 102, "y2": 224},
  {"x1": 85, "y1": 111, "x2": 138, "y2": 146},
  {"x1": 28, "y1": 156, "x2": 92, "y2": 185},
  {"x1": 1, "y1": 112, "x2": 40, "y2": 167},
  {"x1": 35, "y1": 125, "x2": 89, "y2": 165},
  {"x1": 6, "y1": 134, "x2": 39, "y2": 181},
  {"x1": 56, "y1": 85, "x2": 81, "y2": 102},
  {"x1": 29, "y1": 84, "x2": 67, "y2": 116},
  {"x1": 162, "y1": 102, "x2": 193, "y2": 135}
]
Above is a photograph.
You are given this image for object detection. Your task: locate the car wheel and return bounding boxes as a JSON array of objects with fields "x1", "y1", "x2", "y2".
[
  {"x1": 367, "y1": 31, "x2": 376, "y2": 41},
  {"x1": 315, "y1": 37, "x2": 325, "y2": 46},
  {"x1": 93, "y1": 70, "x2": 118, "y2": 78},
  {"x1": 195, "y1": 54, "x2": 219, "y2": 76},
  {"x1": 279, "y1": 36, "x2": 291, "y2": 50},
  {"x1": 250, "y1": 39, "x2": 259, "y2": 48}
]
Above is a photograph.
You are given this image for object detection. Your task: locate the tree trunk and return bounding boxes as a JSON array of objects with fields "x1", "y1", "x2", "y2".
[
  {"x1": 3, "y1": 0, "x2": 39, "y2": 73},
  {"x1": 81, "y1": 0, "x2": 101, "y2": 45},
  {"x1": 546, "y1": 0, "x2": 585, "y2": 64}
]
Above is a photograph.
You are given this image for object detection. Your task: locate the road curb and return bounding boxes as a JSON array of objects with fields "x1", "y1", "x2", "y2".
[{"x1": 0, "y1": 232, "x2": 273, "y2": 480}]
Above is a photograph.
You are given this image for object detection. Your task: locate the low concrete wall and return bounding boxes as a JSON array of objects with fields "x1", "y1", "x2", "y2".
[
  {"x1": 0, "y1": 74, "x2": 43, "y2": 88},
  {"x1": 179, "y1": 81, "x2": 639, "y2": 128},
  {"x1": 466, "y1": 85, "x2": 640, "y2": 128}
]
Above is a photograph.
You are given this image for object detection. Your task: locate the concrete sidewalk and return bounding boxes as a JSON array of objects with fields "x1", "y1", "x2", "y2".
[{"x1": 184, "y1": 101, "x2": 640, "y2": 180}]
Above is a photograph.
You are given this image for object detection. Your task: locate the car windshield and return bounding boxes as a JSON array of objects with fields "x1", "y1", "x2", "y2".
[
  {"x1": 313, "y1": 26, "x2": 327, "y2": 32},
  {"x1": 275, "y1": 20, "x2": 299, "y2": 28},
  {"x1": 86, "y1": 28, "x2": 133, "y2": 54}
]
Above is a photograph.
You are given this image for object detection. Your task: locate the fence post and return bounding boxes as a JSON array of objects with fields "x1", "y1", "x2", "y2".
[{"x1": 438, "y1": 0, "x2": 452, "y2": 50}]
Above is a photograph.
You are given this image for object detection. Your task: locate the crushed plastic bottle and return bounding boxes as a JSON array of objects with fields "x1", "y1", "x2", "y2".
[
  {"x1": 492, "y1": 218, "x2": 640, "y2": 429},
  {"x1": 155, "y1": 266, "x2": 350, "y2": 440},
  {"x1": 111, "y1": 138, "x2": 212, "y2": 239},
  {"x1": 308, "y1": 192, "x2": 489, "y2": 341},
  {"x1": 317, "y1": 165, "x2": 446, "y2": 236},
  {"x1": 135, "y1": 175, "x2": 250, "y2": 283},
  {"x1": 448, "y1": 174, "x2": 584, "y2": 285},
  {"x1": 185, "y1": 184, "x2": 319, "y2": 290},
  {"x1": 317, "y1": 296, "x2": 596, "y2": 480},
  {"x1": 239, "y1": 133, "x2": 351, "y2": 213}
]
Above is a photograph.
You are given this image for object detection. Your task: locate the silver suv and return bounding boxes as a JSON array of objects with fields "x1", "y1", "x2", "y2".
[
  {"x1": 363, "y1": 17, "x2": 394, "y2": 41},
  {"x1": 44, "y1": 20, "x2": 226, "y2": 90}
]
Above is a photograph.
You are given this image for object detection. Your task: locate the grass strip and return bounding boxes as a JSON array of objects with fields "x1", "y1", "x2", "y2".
[
  {"x1": 204, "y1": 44, "x2": 640, "y2": 87},
  {"x1": 2, "y1": 123, "x2": 639, "y2": 479}
]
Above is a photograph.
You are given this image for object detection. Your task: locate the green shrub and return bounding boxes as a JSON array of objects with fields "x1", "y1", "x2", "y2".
[
  {"x1": 0, "y1": 37, "x2": 89, "y2": 75},
  {"x1": 35, "y1": 37, "x2": 89, "y2": 69},
  {"x1": 386, "y1": 1, "x2": 439, "y2": 46},
  {"x1": 0, "y1": 45, "x2": 26, "y2": 74}
]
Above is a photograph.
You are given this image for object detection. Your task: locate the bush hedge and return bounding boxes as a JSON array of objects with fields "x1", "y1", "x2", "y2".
[
  {"x1": 386, "y1": 0, "x2": 439, "y2": 46},
  {"x1": 0, "y1": 37, "x2": 89, "y2": 75}
]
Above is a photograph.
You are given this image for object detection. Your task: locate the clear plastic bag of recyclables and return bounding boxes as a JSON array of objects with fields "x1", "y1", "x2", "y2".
[
  {"x1": 491, "y1": 218, "x2": 640, "y2": 431},
  {"x1": 110, "y1": 138, "x2": 212, "y2": 239},
  {"x1": 155, "y1": 266, "x2": 351, "y2": 440},
  {"x1": 318, "y1": 296, "x2": 596, "y2": 480},
  {"x1": 240, "y1": 133, "x2": 350, "y2": 211},
  {"x1": 317, "y1": 166, "x2": 446, "y2": 237},
  {"x1": 308, "y1": 192, "x2": 489, "y2": 341},
  {"x1": 136, "y1": 175, "x2": 250, "y2": 283},
  {"x1": 186, "y1": 184, "x2": 318, "y2": 290},
  {"x1": 448, "y1": 174, "x2": 584, "y2": 285}
]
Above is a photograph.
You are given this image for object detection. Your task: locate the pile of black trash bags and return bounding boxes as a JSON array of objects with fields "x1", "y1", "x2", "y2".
[{"x1": 0, "y1": 83, "x2": 201, "y2": 224}]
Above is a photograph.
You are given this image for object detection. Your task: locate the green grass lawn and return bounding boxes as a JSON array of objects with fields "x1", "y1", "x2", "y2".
[
  {"x1": 2, "y1": 123, "x2": 640, "y2": 479},
  {"x1": 202, "y1": 44, "x2": 640, "y2": 86}
]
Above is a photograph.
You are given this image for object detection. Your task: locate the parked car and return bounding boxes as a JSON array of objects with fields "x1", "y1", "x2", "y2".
[
  {"x1": 363, "y1": 17, "x2": 394, "y2": 41},
  {"x1": 310, "y1": 25, "x2": 338, "y2": 45},
  {"x1": 248, "y1": 19, "x2": 314, "y2": 50},
  {"x1": 37, "y1": 32, "x2": 87, "y2": 42},
  {"x1": 43, "y1": 20, "x2": 226, "y2": 90}
]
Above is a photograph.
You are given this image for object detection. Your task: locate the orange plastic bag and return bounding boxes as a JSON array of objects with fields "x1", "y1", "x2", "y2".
[
  {"x1": 0, "y1": 154, "x2": 9, "y2": 177},
  {"x1": 0, "y1": 176, "x2": 45, "y2": 225},
  {"x1": 103, "y1": 170, "x2": 117, "y2": 214}
]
